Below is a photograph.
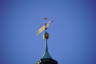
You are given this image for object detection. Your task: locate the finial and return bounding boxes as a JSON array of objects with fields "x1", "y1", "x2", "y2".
[
  {"x1": 43, "y1": 32, "x2": 49, "y2": 40},
  {"x1": 36, "y1": 18, "x2": 58, "y2": 64},
  {"x1": 42, "y1": 32, "x2": 52, "y2": 59},
  {"x1": 36, "y1": 17, "x2": 54, "y2": 59}
]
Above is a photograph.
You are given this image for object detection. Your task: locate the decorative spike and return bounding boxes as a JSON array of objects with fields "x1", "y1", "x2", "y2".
[{"x1": 42, "y1": 39, "x2": 52, "y2": 59}]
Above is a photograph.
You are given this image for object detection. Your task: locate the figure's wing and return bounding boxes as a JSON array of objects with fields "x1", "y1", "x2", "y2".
[
  {"x1": 37, "y1": 25, "x2": 46, "y2": 34},
  {"x1": 37, "y1": 20, "x2": 53, "y2": 35}
]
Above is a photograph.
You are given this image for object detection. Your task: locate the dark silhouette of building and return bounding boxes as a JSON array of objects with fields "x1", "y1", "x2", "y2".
[{"x1": 36, "y1": 32, "x2": 58, "y2": 64}]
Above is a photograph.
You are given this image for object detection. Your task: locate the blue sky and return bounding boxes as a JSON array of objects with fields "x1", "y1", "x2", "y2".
[{"x1": 1, "y1": 0, "x2": 96, "y2": 64}]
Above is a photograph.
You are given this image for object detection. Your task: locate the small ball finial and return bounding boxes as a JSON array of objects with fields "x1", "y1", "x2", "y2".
[{"x1": 43, "y1": 32, "x2": 49, "y2": 40}]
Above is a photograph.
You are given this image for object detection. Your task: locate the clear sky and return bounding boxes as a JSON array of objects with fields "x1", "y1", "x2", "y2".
[{"x1": 1, "y1": 0, "x2": 96, "y2": 64}]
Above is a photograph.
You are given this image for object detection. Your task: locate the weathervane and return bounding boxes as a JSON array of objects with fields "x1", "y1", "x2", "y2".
[
  {"x1": 37, "y1": 17, "x2": 54, "y2": 58},
  {"x1": 37, "y1": 17, "x2": 53, "y2": 35},
  {"x1": 36, "y1": 17, "x2": 58, "y2": 64}
]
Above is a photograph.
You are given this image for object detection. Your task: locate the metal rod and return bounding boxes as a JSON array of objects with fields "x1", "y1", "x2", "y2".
[{"x1": 45, "y1": 39, "x2": 48, "y2": 52}]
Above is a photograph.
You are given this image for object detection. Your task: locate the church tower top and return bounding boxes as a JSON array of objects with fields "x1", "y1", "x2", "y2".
[{"x1": 36, "y1": 18, "x2": 58, "y2": 64}]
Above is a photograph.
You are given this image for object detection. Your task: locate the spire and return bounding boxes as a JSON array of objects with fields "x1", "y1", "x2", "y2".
[
  {"x1": 36, "y1": 18, "x2": 58, "y2": 64},
  {"x1": 36, "y1": 31, "x2": 58, "y2": 64},
  {"x1": 41, "y1": 21, "x2": 52, "y2": 59},
  {"x1": 42, "y1": 36, "x2": 52, "y2": 59}
]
